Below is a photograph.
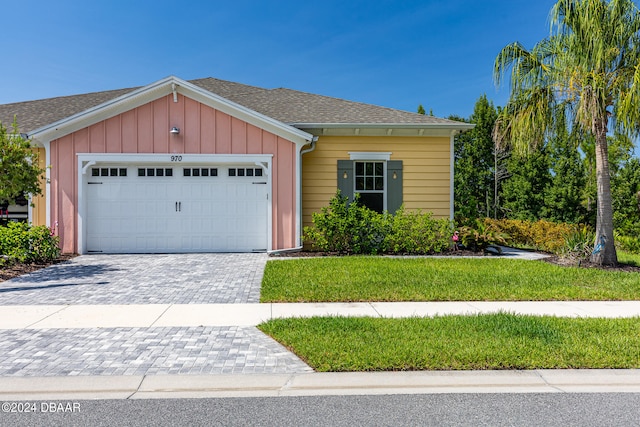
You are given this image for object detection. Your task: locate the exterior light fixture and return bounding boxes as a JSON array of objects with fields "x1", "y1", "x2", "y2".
[
  {"x1": 393, "y1": 171, "x2": 397, "y2": 179},
  {"x1": 343, "y1": 171, "x2": 348, "y2": 179},
  {"x1": 170, "y1": 127, "x2": 180, "y2": 135}
]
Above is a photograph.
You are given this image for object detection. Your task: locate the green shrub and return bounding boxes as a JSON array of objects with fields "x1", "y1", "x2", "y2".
[
  {"x1": 303, "y1": 193, "x2": 454, "y2": 255},
  {"x1": 459, "y1": 219, "x2": 509, "y2": 252},
  {"x1": 485, "y1": 218, "x2": 577, "y2": 254},
  {"x1": 304, "y1": 192, "x2": 391, "y2": 254},
  {"x1": 0, "y1": 222, "x2": 61, "y2": 263},
  {"x1": 615, "y1": 234, "x2": 640, "y2": 254},
  {"x1": 385, "y1": 207, "x2": 453, "y2": 254},
  {"x1": 561, "y1": 225, "x2": 595, "y2": 259}
]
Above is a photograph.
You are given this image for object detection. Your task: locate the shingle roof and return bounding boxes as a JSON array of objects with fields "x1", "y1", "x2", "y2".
[{"x1": 0, "y1": 77, "x2": 466, "y2": 134}]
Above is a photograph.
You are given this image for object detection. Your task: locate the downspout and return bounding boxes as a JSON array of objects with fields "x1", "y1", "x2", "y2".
[
  {"x1": 269, "y1": 136, "x2": 317, "y2": 255},
  {"x1": 300, "y1": 137, "x2": 318, "y2": 155}
]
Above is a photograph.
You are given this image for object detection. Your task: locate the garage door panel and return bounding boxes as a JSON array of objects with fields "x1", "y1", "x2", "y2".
[{"x1": 86, "y1": 164, "x2": 268, "y2": 253}]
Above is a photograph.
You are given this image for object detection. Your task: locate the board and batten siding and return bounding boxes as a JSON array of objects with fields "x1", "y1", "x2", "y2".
[
  {"x1": 301, "y1": 135, "x2": 451, "y2": 229},
  {"x1": 48, "y1": 94, "x2": 297, "y2": 253}
]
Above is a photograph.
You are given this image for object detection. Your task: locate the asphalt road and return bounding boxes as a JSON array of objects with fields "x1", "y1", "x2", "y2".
[{"x1": 2, "y1": 393, "x2": 640, "y2": 427}]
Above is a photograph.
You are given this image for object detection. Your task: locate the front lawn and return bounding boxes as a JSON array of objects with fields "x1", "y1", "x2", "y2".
[
  {"x1": 258, "y1": 313, "x2": 640, "y2": 371},
  {"x1": 261, "y1": 257, "x2": 640, "y2": 302},
  {"x1": 619, "y1": 251, "x2": 640, "y2": 267}
]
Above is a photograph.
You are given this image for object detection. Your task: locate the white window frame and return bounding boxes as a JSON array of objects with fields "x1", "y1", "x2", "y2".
[{"x1": 349, "y1": 152, "x2": 391, "y2": 212}]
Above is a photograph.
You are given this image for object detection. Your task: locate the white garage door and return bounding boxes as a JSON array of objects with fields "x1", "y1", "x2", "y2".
[{"x1": 85, "y1": 164, "x2": 268, "y2": 253}]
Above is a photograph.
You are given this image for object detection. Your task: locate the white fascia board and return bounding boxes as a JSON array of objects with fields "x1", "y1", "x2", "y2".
[
  {"x1": 28, "y1": 76, "x2": 314, "y2": 146},
  {"x1": 293, "y1": 122, "x2": 476, "y2": 131},
  {"x1": 294, "y1": 123, "x2": 475, "y2": 138}
]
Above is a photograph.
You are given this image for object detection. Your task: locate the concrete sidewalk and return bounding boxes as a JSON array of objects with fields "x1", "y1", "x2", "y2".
[{"x1": 2, "y1": 301, "x2": 640, "y2": 329}]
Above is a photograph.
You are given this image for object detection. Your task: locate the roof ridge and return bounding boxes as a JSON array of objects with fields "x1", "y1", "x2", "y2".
[{"x1": 0, "y1": 76, "x2": 471, "y2": 133}]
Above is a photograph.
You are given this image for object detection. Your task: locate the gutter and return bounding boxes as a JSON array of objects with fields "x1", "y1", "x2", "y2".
[{"x1": 292, "y1": 122, "x2": 476, "y2": 130}]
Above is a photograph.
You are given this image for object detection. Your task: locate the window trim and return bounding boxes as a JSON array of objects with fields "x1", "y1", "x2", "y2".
[
  {"x1": 348, "y1": 152, "x2": 391, "y2": 161},
  {"x1": 337, "y1": 159, "x2": 402, "y2": 214},
  {"x1": 353, "y1": 160, "x2": 387, "y2": 212}
]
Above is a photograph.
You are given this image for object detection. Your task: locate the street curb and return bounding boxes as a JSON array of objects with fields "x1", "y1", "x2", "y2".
[{"x1": 1, "y1": 370, "x2": 640, "y2": 400}]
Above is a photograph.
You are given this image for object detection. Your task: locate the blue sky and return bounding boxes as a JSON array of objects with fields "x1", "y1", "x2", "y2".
[{"x1": 3, "y1": 1, "x2": 561, "y2": 119}]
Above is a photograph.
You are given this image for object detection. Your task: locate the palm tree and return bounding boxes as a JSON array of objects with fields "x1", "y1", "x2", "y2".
[{"x1": 494, "y1": 0, "x2": 640, "y2": 265}]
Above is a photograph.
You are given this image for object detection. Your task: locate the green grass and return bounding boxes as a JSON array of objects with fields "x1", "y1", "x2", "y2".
[
  {"x1": 258, "y1": 313, "x2": 640, "y2": 371},
  {"x1": 261, "y1": 257, "x2": 640, "y2": 302},
  {"x1": 619, "y1": 250, "x2": 640, "y2": 267}
]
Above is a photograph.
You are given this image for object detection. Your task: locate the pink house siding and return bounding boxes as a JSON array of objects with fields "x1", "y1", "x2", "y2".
[{"x1": 49, "y1": 94, "x2": 298, "y2": 253}]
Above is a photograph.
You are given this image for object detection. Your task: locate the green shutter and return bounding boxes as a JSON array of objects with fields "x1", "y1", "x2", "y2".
[
  {"x1": 387, "y1": 160, "x2": 403, "y2": 214},
  {"x1": 337, "y1": 160, "x2": 354, "y2": 203}
]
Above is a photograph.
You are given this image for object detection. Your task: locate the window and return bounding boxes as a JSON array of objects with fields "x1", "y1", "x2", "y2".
[
  {"x1": 138, "y1": 168, "x2": 173, "y2": 177},
  {"x1": 337, "y1": 159, "x2": 403, "y2": 214},
  {"x1": 228, "y1": 168, "x2": 262, "y2": 177},
  {"x1": 354, "y1": 161, "x2": 384, "y2": 213},
  {"x1": 92, "y1": 167, "x2": 127, "y2": 177},
  {"x1": 182, "y1": 168, "x2": 218, "y2": 177}
]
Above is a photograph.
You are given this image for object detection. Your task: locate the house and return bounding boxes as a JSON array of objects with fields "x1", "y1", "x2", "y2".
[{"x1": 0, "y1": 76, "x2": 473, "y2": 254}]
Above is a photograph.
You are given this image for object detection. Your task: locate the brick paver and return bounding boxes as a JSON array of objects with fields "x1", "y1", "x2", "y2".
[
  {"x1": 0, "y1": 253, "x2": 314, "y2": 376},
  {"x1": 0, "y1": 253, "x2": 265, "y2": 305},
  {"x1": 0, "y1": 326, "x2": 312, "y2": 376}
]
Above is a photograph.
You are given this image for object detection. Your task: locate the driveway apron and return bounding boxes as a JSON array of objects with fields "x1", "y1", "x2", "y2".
[
  {"x1": 0, "y1": 254, "x2": 313, "y2": 376},
  {"x1": 0, "y1": 253, "x2": 265, "y2": 305}
]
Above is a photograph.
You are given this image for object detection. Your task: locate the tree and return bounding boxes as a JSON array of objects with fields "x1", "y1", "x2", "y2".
[
  {"x1": 451, "y1": 95, "x2": 498, "y2": 222},
  {"x1": 417, "y1": 104, "x2": 426, "y2": 115},
  {"x1": 500, "y1": 146, "x2": 551, "y2": 221},
  {"x1": 0, "y1": 118, "x2": 45, "y2": 207},
  {"x1": 612, "y1": 157, "x2": 640, "y2": 235},
  {"x1": 541, "y1": 120, "x2": 588, "y2": 224},
  {"x1": 494, "y1": 0, "x2": 640, "y2": 265},
  {"x1": 580, "y1": 132, "x2": 633, "y2": 224}
]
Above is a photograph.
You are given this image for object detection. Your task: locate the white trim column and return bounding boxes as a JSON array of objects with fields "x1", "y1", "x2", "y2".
[{"x1": 450, "y1": 130, "x2": 457, "y2": 221}]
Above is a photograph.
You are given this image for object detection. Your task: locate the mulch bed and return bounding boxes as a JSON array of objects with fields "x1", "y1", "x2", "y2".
[
  {"x1": 272, "y1": 250, "x2": 640, "y2": 272},
  {"x1": 542, "y1": 255, "x2": 640, "y2": 273},
  {"x1": 269, "y1": 250, "x2": 484, "y2": 258},
  {"x1": 0, "y1": 254, "x2": 77, "y2": 282},
  {"x1": 1, "y1": 251, "x2": 638, "y2": 283}
]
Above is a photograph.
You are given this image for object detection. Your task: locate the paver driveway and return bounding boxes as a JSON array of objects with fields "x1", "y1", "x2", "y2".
[
  {"x1": 0, "y1": 253, "x2": 265, "y2": 305},
  {"x1": 0, "y1": 253, "x2": 313, "y2": 376}
]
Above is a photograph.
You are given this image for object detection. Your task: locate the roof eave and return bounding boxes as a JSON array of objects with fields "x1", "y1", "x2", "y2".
[
  {"x1": 292, "y1": 122, "x2": 475, "y2": 137},
  {"x1": 27, "y1": 77, "x2": 175, "y2": 141},
  {"x1": 28, "y1": 76, "x2": 314, "y2": 145}
]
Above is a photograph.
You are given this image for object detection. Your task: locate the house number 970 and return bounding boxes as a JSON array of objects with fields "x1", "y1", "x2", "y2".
[{"x1": 170, "y1": 156, "x2": 182, "y2": 162}]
